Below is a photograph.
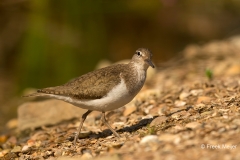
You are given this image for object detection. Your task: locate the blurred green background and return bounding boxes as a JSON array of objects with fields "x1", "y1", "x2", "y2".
[{"x1": 1, "y1": 0, "x2": 240, "y2": 131}]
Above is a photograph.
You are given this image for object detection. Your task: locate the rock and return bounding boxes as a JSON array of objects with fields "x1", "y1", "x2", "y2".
[
  {"x1": 0, "y1": 135, "x2": 8, "y2": 143},
  {"x1": 54, "y1": 149, "x2": 62, "y2": 157},
  {"x1": 134, "y1": 89, "x2": 160, "y2": 102},
  {"x1": 190, "y1": 89, "x2": 203, "y2": 96},
  {"x1": 172, "y1": 125, "x2": 184, "y2": 132},
  {"x1": 104, "y1": 141, "x2": 124, "y2": 149},
  {"x1": 7, "y1": 136, "x2": 17, "y2": 145},
  {"x1": 0, "y1": 149, "x2": 10, "y2": 157},
  {"x1": 224, "y1": 80, "x2": 239, "y2": 89},
  {"x1": 226, "y1": 64, "x2": 240, "y2": 76},
  {"x1": 218, "y1": 108, "x2": 229, "y2": 113},
  {"x1": 143, "y1": 105, "x2": 154, "y2": 114},
  {"x1": 232, "y1": 119, "x2": 240, "y2": 125},
  {"x1": 193, "y1": 103, "x2": 206, "y2": 110},
  {"x1": 27, "y1": 139, "x2": 35, "y2": 147},
  {"x1": 0, "y1": 152, "x2": 4, "y2": 158},
  {"x1": 11, "y1": 146, "x2": 21, "y2": 153},
  {"x1": 158, "y1": 104, "x2": 169, "y2": 116},
  {"x1": 140, "y1": 135, "x2": 159, "y2": 144},
  {"x1": 2, "y1": 152, "x2": 18, "y2": 159},
  {"x1": 149, "y1": 107, "x2": 160, "y2": 116},
  {"x1": 112, "y1": 122, "x2": 125, "y2": 129},
  {"x1": 180, "y1": 111, "x2": 191, "y2": 119},
  {"x1": 123, "y1": 104, "x2": 137, "y2": 116},
  {"x1": 57, "y1": 156, "x2": 77, "y2": 160},
  {"x1": 185, "y1": 122, "x2": 201, "y2": 129},
  {"x1": 57, "y1": 155, "x2": 120, "y2": 160},
  {"x1": 141, "y1": 115, "x2": 154, "y2": 120},
  {"x1": 171, "y1": 113, "x2": 181, "y2": 120},
  {"x1": 196, "y1": 96, "x2": 212, "y2": 104},
  {"x1": 201, "y1": 111, "x2": 213, "y2": 116},
  {"x1": 150, "y1": 116, "x2": 168, "y2": 127},
  {"x1": 21, "y1": 145, "x2": 31, "y2": 153},
  {"x1": 77, "y1": 131, "x2": 91, "y2": 138},
  {"x1": 94, "y1": 155, "x2": 120, "y2": 160},
  {"x1": 179, "y1": 92, "x2": 191, "y2": 100},
  {"x1": 123, "y1": 89, "x2": 160, "y2": 116},
  {"x1": 18, "y1": 99, "x2": 85, "y2": 131},
  {"x1": 158, "y1": 134, "x2": 180, "y2": 143},
  {"x1": 81, "y1": 152, "x2": 93, "y2": 159},
  {"x1": 110, "y1": 142, "x2": 124, "y2": 149},
  {"x1": 6, "y1": 118, "x2": 18, "y2": 129},
  {"x1": 174, "y1": 100, "x2": 186, "y2": 107}
]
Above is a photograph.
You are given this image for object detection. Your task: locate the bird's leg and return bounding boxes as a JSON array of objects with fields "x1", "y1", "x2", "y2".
[
  {"x1": 73, "y1": 110, "x2": 92, "y2": 145},
  {"x1": 101, "y1": 112, "x2": 121, "y2": 138}
]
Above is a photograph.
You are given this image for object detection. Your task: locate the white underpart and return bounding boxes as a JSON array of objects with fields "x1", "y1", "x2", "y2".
[{"x1": 48, "y1": 78, "x2": 134, "y2": 112}]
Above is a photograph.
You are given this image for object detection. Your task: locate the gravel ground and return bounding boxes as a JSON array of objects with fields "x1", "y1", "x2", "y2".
[{"x1": 1, "y1": 36, "x2": 240, "y2": 160}]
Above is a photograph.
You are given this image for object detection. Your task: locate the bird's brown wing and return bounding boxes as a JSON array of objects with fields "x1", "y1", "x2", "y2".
[{"x1": 37, "y1": 64, "x2": 126, "y2": 99}]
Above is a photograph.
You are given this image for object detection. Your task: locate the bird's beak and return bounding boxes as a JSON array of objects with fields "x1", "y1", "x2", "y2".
[{"x1": 146, "y1": 59, "x2": 155, "y2": 68}]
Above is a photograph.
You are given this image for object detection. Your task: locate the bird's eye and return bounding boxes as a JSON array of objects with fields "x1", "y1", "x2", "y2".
[{"x1": 136, "y1": 51, "x2": 141, "y2": 56}]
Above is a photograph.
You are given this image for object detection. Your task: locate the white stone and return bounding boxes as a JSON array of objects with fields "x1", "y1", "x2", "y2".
[{"x1": 140, "y1": 135, "x2": 159, "y2": 144}]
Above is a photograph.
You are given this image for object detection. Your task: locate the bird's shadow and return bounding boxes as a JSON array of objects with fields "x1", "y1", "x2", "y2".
[
  {"x1": 86, "y1": 116, "x2": 157, "y2": 139},
  {"x1": 88, "y1": 106, "x2": 193, "y2": 139},
  {"x1": 71, "y1": 106, "x2": 193, "y2": 142}
]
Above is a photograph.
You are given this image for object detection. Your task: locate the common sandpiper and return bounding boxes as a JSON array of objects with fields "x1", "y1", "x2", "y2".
[{"x1": 24, "y1": 48, "x2": 155, "y2": 145}]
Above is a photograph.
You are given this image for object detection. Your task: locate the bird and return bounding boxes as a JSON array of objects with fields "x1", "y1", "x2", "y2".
[{"x1": 24, "y1": 48, "x2": 155, "y2": 145}]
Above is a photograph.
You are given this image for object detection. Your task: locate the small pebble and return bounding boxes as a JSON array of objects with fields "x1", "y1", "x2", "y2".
[
  {"x1": 81, "y1": 152, "x2": 93, "y2": 159},
  {"x1": 190, "y1": 89, "x2": 203, "y2": 96},
  {"x1": 158, "y1": 134, "x2": 180, "y2": 142},
  {"x1": 0, "y1": 149, "x2": 10, "y2": 157},
  {"x1": 185, "y1": 122, "x2": 201, "y2": 129},
  {"x1": 150, "y1": 116, "x2": 168, "y2": 126},
  {"x1": 196, "y1": 96, "x2": 212, "y2": 103},
  {"x1": 21, "y1": 145, "x2": 31, "y2": 153},
  {"x1": 54, "y1": 149, "x2": 62, "y2": 157},
  {"x1": 140, "y1": 135, "x2": 159, "y2": 144},
  {"x1": 179, "y1": 92, "x2": 191, "y2": 100},
  {"x1": 124, "y1": 104, "x2": 137, "y2": 116},
  {"x1": 11, "y1": 146, "x2": 21, "y2": 153},
  {"x1": 78, "y1": 131, "x2": 91, "y2": 138},
  {"x1": 193, "y1": 103, "x2": 205, "y2": 110},
  {"x1": 171, "y1": 113, "x2": 181, "y2": 120},
  {"x1": 174, "y1": 100, "x2": 186, "y2": 107}
]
